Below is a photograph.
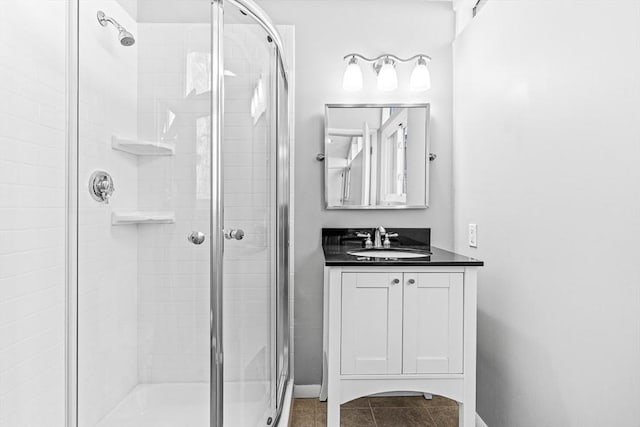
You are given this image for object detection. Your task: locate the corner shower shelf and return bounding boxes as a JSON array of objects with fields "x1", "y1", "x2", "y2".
[
  {"x1": 111, "y1": 211, "x2": 176, "y2": 226},
  {"x1": 111, "y1": 137, "x2": 175, "y2": 156}
]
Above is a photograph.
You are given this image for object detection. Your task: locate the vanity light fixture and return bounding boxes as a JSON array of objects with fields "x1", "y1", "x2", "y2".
[
  {"x1": 342, "y1": 53, "x2": 432, "y2": 92},
  {"x1": 409, "y1": 56, "x2": 431, "y2": 91},
  {"x1": 342, "y1": 56, "x2": 364, "y2": 92},
  {"x1": 376, "y1": 57, "x2": 398, "y2": 91}
]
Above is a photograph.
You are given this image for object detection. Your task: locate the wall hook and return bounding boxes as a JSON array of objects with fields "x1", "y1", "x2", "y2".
[
  {"x1": 429, "y1": 153, "x2": 437, "y2": 161},
  {"x1": 316, "y1": 153, "x2": 326, "y2": 161}
]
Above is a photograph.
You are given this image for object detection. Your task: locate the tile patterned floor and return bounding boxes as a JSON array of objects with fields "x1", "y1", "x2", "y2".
[{"x1": 290, "y1": 395, "x2": 459, "y2": 427}]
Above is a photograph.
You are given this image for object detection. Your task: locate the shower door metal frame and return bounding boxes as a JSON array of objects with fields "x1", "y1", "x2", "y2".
[
  {"x1": 211, "y1": 1, "x2": 224, "y2": 426},
  {"x1": 274, "y1": 52, "x2": 291, "y2": 417},
  {"x1": 66, "y1": 0, "x2": 79, "y2": 426}
]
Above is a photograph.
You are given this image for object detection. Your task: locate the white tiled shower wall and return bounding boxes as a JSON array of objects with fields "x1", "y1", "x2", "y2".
[
  {"x1": 136, "y1": 23, "x2": 212, "y2": 383},
  {"x1": 77, "y1": 0, "x2": 139, "y2": 425},
  {"x1": 0, "y1": 2, "x2": 66, "y2": 426}
]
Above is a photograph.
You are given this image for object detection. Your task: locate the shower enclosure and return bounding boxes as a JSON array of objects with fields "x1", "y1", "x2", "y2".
[{"x1": 67, "y1": 1, "x2": 291, "y2": 426}]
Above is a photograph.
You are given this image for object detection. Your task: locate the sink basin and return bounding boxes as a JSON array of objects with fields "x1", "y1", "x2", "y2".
[{"x1": 348, "y1": 248, "x2": 431, "y2": 259}]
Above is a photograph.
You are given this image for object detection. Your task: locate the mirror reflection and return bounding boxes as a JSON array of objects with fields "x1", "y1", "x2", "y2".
[{"x1": 325, "y1": 104, "x2": 430, "y2": 209}]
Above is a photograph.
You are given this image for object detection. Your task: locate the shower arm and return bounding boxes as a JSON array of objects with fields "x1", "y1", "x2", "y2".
[{"x1": 97, "y1": 11, "x2": 124, "y2": 32}]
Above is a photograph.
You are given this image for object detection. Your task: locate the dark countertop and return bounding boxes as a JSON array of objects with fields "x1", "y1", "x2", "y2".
[{"x1": 322, "y1": 228, "x2": 484, "y2": 267}]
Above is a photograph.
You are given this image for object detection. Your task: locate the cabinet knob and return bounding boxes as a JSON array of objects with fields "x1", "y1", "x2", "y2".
[
  {"x1": 392, "y1": 278, "x2": 400, "y2": 285},
  {"x1": 408, "y1": 279, "x2": 416, "y2": 285}
]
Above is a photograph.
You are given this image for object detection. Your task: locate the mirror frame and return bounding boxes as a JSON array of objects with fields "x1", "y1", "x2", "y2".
[{"x1": 324, "y1": 103, "x2": 431, "y2": 210}]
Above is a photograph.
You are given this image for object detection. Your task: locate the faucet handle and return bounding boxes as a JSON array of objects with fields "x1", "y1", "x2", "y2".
[
  {"x1": 356, "y1": 232, "x2": 373, "y2": 248},
  {"x1": 383, "y1": 232, "x2": 399, "y2": 249}
]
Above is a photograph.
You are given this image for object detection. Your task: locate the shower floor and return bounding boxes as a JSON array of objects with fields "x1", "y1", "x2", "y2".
[
  {"x1": 96, "y1": 382, "x2": 273, "y2": 427},
  {"x1": 96, "y1": 383, "x2": 208, "y2": 427}
]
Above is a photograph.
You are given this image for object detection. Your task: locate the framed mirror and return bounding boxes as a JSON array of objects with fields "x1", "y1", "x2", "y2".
[{"x1": 324, "y1": 104, "x2": 430, "y2": 209}]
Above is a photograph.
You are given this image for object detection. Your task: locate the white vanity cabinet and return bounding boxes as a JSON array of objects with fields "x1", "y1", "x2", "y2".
[
  {"x1": 340, "y1": 272, "x2": 403, "y2": 375},
  {"x1": 402, "y1": 272, "x2": 464, "y2": 375},
  {"x1": 341, "y1": 272, "x2": 464, "y2": 376},
  {"x1": 321, "y1": 265, "x2": 479, "y2": 427}
]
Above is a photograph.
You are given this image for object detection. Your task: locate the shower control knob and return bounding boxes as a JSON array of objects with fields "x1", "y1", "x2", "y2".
[
  {"x1": 224, "y1": 229, "x2": 245, "y2": 240},
  {"x1": 89, "y1": 171, "x2": 115, "y2": 204},
  {"x1": 188, "y1": 231, "x2": 206, "y2": 245}
]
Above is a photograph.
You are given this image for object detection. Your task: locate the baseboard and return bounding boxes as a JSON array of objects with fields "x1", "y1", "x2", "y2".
[
  {"x1": 293, "y1": 384, "x2": 322, "y2": 398},
  {"x1": 293, "y1": 384, "x2": 488, "y2": 427},
  {"x1": 476, "y1": 413, "x2": 488, "y2": 427}
]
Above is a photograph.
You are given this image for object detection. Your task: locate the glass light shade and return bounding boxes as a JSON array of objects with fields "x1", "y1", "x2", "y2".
[
  {"x1": 342, "y1": 59, "x2": 363, "y2": 92},
  {"x1": 377, "y1": 61, "x2": 398, "y2": 91},
  {"x1": 410, "y1": 58, "x2": 431, "y2": 91}
]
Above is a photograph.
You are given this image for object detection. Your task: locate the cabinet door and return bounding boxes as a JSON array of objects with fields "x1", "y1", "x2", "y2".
[
  {"x1": 403, "y1": 273, "x2": 464, "y2": 374},
  {"x1": 341, "y1": 273, "x2": 403, "y2": 375}
]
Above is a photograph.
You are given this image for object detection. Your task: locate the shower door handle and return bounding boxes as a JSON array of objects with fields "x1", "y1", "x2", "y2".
[
  {"x1": 224, "y1": 229, "x2": 245, "y2": 240},
  {"x1": 188, "y1": 231, "x2": 206, "y2": 245}
]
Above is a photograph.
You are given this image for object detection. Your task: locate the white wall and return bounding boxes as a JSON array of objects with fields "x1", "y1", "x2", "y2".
[
  {"x1": 77, "y1": 1, "x2": 139, "y2": 424},
  {"x1": 453, "y1": 1, "x2": 640, "y2": 426},
  {"x1": 260, "y1": 0, "x2": 455, "y2": 385},
  {"x1": 0, "y1": 1, "x2": 66, "y2": 425}
]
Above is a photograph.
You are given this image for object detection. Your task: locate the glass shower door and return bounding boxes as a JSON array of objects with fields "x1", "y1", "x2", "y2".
[
  {"x1": 72, "y1": 1, "x2": 288, "y2": 425},
  {"x1": 221, "y1": 3, "x2": 278, "y2": 425},
  {"x1": 75, "y1": 2, "x2": 213, "y2": 426}
]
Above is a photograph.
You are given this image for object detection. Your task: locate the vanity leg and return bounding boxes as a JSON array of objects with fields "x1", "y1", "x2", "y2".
[
  {"x1": 320, "y1": 269, "x2": 330, "y2": 402},
  {"x1": 460, "y1": 267, "x2": 478, "y2": 427},
  {"x1": 327, "y1": 397, "x2": 340, "y2": 426},
  {"x1": 326, "y1": 267, "x2": 342, "y2": 425},
  {"x1": 319, "y1": 352, "x2": 328, "y2": 401},
  {"x1": 458, "y1": 401, "x2": 476, "y2": 427}
]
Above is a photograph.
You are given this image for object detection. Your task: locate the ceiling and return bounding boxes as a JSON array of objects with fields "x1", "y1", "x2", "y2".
[{"x1": 118, "y1": 0, "x2": 452, "y2": 23}]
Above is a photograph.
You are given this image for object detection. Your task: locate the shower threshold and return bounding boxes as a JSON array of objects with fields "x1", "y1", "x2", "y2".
[
  {"x1": 96, "y1": 381, "x2": 275, "y2": 427},
  {"x1": 96, "y1": 383, "x2": 208, "y2": 427}
]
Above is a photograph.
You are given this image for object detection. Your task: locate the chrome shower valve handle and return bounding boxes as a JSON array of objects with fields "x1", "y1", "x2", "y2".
[{"x1": 89, "y1": 171, "x2": 115, "y2": 204}]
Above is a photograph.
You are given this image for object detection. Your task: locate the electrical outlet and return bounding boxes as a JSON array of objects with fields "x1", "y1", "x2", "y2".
[{"x1": 468, "y1": 224, "x2": 477, "y2": 248}]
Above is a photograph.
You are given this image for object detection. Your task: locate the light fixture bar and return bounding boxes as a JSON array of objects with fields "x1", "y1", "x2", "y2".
[
  {"x1": 343, "y1": 53, "x2": 432, "y2": 64},
  {"x1": 342, "y1": 52, "x2": 433, "y2": 92}
]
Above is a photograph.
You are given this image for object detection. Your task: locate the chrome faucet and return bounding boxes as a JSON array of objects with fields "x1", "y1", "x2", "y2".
[
  {"x1": 374, "y1": 226, "x2": 399, "y2": 249},
  {"x1": 374, "y1": 226, "x2": 386, "y2": 248}
]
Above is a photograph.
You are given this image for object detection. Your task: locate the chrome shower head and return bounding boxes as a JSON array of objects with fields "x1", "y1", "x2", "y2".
[
  {"x1": 97, "y1": 10, "x2": 136, "y2": 47},
  {"x1": 119, "y1": 29, "x2": 135, "y2": 47}
]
